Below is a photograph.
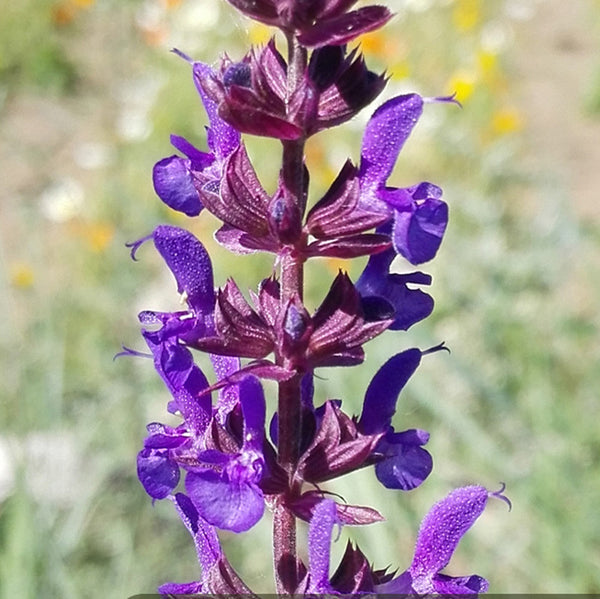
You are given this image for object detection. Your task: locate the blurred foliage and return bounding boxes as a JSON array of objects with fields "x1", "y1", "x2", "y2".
[
  {"x1": 0, "y1": 0, "x2": 78, "y2": 95},
  {"x1": 1, "y1": 0, "x2": 599, "y2": 598},
  {"x1": 584, "y1": 0, "x2": 600, "y2": 114}
]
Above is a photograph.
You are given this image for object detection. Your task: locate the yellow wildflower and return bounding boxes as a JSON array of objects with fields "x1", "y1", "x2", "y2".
[
  {"x1": 10, "y1": 263, "x2": 35, "y2": 289},
  {"x1": 446, "y1": 70, "x2": 476, "y2": 104},
  {"x1": 248, "y1": 23, "x2": 272, "y2": 46},
  {"x1": 491, "y1": 107, "x2": 524, "y2": 135},
  {"x1": 453, "y1": 0, "x2": 481, "y2": 32}
]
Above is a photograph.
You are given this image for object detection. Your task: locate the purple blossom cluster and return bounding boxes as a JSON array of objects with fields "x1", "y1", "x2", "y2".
[{"x1": 126, "y1": 1, "x2": 509, "y2": 595}]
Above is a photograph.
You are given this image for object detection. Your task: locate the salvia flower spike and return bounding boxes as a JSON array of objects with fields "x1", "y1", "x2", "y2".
[{"x1": 123, "y1": 1, "x2": 509, "y2": 594}]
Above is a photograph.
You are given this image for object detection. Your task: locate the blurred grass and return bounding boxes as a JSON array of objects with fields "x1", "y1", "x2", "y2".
[{"x1": 1, "y1": 0, "x2": 599, "y2": 597}]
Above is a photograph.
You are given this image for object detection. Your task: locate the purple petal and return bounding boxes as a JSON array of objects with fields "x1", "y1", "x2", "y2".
[
  {"x1": 359, "y1": 349, "x2": 422, "y2": 434},
  {"x1": 170, "y1": 133, "x2": 213, "y2": 166},
  {"x1": 186, "y1": 469, "x2": 264, "y2": 532},
  {"x1": 170, "y1": 492, "x2": 221, "y2": 573},
  {"x1": 210, "y1": 354, "x2": 242, "y2": 424},
  {"x1": 192, "y1": 62, "x2": 241, "y2": 160},
  {"x1": 307, "y1": 499, "x2": 338, "y2": 593},
  {"x1": 383, "y1": 181, "x2": 442, "y2": 210},
  {"x1": 158, "y1": 580, "x2": 205, "y2": 594},
  {"x1": 152, "y1": 155, "x2": 203, "y2": 216},
  {"x1": 137, "y1": 448, "x2": 180, "y2": 499},
  {"x1": 410, "y1": 486, "x2": 490, "y2": 578},
  {"x1": 432, "y1": 572, "x2": 489, "y2": 594},
  {"x1": 356, "y1": 247, "x2": 434, "y2": 330},
  {"x1": 152, "y1": 225, "x2": 215, "y2": 315},
  {"x1": 239, "y1": 376, "x2": 266, "y2": 449},
  {"x1": 144, "y1": 429, "x2": 188, "y2": 449},
  {"x1": 143, "y1": 333, "x2": 211, "y2": 432},
  {"x1": 359, "y1": 94, "x2": 424, "y2": 195},
  {"x1": 392, "y1": 195, "x2": 448, "y2": 265},
  {"x1": 373, "y1": 432, "x2": 433, "y2": 490},
  {"x1": 376, "y1": 570, "x2": 413, "y2": 594}
]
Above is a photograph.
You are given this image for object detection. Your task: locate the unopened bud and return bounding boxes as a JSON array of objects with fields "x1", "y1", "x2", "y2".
[
  {"x1": 223, "y1": 62, "x2": 251, "y2": 88},
  {"x1": 268, "y1": 193, "x2": 302, "y2": 245},
  {"x1": 284, "y1": 303, "x2": 309, "y2": 344}
]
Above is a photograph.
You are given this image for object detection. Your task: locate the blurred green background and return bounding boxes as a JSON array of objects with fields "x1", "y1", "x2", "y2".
[{"x1": 1, "y1": 0, "x2": 599, "y2": 597}]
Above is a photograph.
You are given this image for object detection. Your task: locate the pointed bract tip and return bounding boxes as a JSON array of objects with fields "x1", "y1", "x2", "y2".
[{"x1": 490, "y1": 482, "x2": 512, "y2": 511}]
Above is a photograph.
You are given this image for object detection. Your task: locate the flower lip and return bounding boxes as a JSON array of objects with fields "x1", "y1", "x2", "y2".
[{"x1": 185, "y1": 375, "x2": 268, "y2": 533}]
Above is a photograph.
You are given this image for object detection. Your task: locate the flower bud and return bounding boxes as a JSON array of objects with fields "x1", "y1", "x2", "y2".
[
  {"x1": 268, "y1": 192, "x2": 302, "y2": 245},
  {"x1": 280, "y1": 298, "x2": 312, "y2": 358},
  {"x1": 223, "y1": 62, "x2": 251, "y2": 88}
]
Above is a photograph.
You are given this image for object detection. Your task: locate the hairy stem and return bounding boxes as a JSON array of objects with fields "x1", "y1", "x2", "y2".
[
  {"x1": 272, "y1": 33, "x2": 309, "y2": 595},
  {"x1": 272, "y1": 498, "x2": 298, "y2": 594}
]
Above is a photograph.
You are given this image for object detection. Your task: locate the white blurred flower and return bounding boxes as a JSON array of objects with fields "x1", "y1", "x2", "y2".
[
  {"x1": 135, "y1": 0, "x2": 166, "y2": 32},
  {"x1": 73, "y1": 141, "x2": 113, "y2": 170},
  {"x1": 114, "y1": 74, "x2": 165, "y2": 142},
  {"x1": 481, "y1": 20, "x2": 514, "y2": 53},
  {"x1": 168, "y1": 1, "x2": 223, "y2": 54},
  {"x1": 0, "y1": 431, "x2": 93, "y2": 507},
  {"x1": 175, "y1": 1, "x2": 220, "y2": 32},
  {"x1": 402, "y1": 0, "x2": 436, "y2": 13},
  {"x1": 504, "y1": 0, "x2": 539, "y2": 22},
  {"x1": 0, "y1": 436, "x2": 15, "y2": 502},
  {"x1": 24, "y1": 431, "x2": 89, "y2": 507},
  {"x1": 39, "y1": 178, "x2": 84, "y2": 222}
]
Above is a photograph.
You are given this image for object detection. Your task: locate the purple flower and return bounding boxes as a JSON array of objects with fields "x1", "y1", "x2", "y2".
[
  {"x1": 132, "y1": 225, "x2": 217, "y2": 502},
  {"x1": 307, "y1": 499, "x2": 339, "y2": 594},
  {"x1": 136, "y1": 338, "x2": 211, "y2": 499},
  {"x1": 128, "y1": 224, "x2": 216, "y2": 347},
  {"x1": 157, "y1": 492, "x2": 256, "y2": 595},
  {"x1": 137, "y1": 348, "x2": 271, "y2": 532},
  {"x1": 126, "y1": 0, "x2": 507, "y2": 589},
  {"x1": 306, "y1": 498, "x2": 384, "y2": 594},
  {"x1": 186, "y1": 375, "x2": 267, "y2": 532},
  {"x1": 135, "y1": 304, "x2": 271, "y2": 533},
  {"x1": 356, "y1": 246, "x2": 434, "y2": 330},
  {"x1": 377, "y1": 486, "x2": 510, "y2": 595},
  {"x1": 130, "y1": 226, "x2": 274, "y2": 532},
  {"x1": 358, "y1": 348, "x2": 432, "y2": 490},
  {"x1": 359, "y1": 94, "x2": 451, "y2": 265},
  {"x1": 157, "y1": 493, "x2": 221, "y2": 595},
  {"x1": 306, "y1": 486, "x2": 508, "y2": 595},
  {"x1": 152, "y1": 55, "x2": 240, "y2": 216}
]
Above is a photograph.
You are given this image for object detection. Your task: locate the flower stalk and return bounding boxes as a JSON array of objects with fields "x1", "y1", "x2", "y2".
[
  {"x1": 275, "y1": 37, "x2": 308, "y2": 581},
  {"x1": 125, "y1": 1, "x2": 509, "y2": 595}
]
